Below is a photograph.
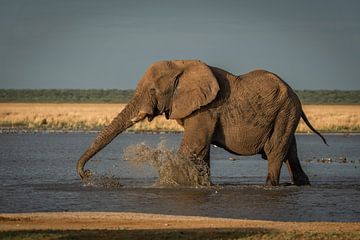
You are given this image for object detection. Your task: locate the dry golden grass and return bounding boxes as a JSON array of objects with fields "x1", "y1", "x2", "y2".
[
  {"x1": 0, "y1": 103, "x2": 359, "y2": 132},
  {"x1": 298, "y1": 105, "x2": 360, "y2": 132},
  {"x1": 0, "y1": 103, "x2": 183, "y2": 132}
]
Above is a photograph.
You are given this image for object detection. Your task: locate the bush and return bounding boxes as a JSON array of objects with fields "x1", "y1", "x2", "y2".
[
  {"x1": 0, "y1": 89, "x2": 359, "y2": 104},
  {"x1": 0, "y1": 89, "x2": 134, "y2": 103}
]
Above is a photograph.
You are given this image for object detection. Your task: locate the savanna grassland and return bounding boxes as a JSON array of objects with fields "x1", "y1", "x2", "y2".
[
  {"x1": 1, "y1": 103, "x2": 359, "y2": 132},
  {"x1": 0, "y1": 103, "x2": 182, "y2": 132}
]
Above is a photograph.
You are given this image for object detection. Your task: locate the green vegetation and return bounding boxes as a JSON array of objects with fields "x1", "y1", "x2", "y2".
[
  {"x1": 296, "y1": 90, "x2": 360, "y2": 104},
  {"x1": 0, "y1": 89, "x2": 359, "y2": 104},
  {"x1": 1, "y1": 229, "x2": 360, "y2": 240},
  {"x1": 0, "y1": 89, "x2": 134, "y2": 103}
]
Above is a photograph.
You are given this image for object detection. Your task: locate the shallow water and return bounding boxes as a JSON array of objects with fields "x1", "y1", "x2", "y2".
[{"x1": 0, "y1": 133, "x2": 359, "y2": 222}]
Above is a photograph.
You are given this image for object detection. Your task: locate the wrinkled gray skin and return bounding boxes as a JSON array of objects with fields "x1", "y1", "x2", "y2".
[{"x1": 76, "y1": 60, "x2": 327, "y2": 186}]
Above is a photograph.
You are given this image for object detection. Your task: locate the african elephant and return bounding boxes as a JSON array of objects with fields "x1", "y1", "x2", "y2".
[{"x1": 76, "y1": 60, "x2": 327, "y2": 186}]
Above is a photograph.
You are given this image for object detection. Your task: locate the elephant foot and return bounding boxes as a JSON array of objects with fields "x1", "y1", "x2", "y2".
[
  {"x1": 266, "y1": 174, "x2": 279, "y2": 186},
  {"x1": 194, "y1": 174, "x2": 212, "y2": 187},
  {"x1": 280, "y1": 182, "x2": 293, "y2": 186},
  {"x1": 293, "y1": 174, "x2": 311, "y2": 186},
  {"x1": 265, "y1": 179, "x2": 279, "y2": 186}
]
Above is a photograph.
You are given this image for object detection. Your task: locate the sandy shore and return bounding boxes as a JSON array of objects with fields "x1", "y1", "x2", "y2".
[{"x1": 1, "y1": 212, "x2": 359, "y2": 232}]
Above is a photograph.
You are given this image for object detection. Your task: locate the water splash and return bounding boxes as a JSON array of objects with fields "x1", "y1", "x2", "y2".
[
  {"x1": 123, "y1": 141, "x2": 211, "y2": 187},
  {"x1": 82, "y1": 173, "x2": 123, "y2": 188}
]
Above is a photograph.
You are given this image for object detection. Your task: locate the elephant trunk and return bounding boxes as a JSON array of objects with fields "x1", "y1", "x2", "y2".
[{"x1": 76, "y1": 95, "x2": 143, "y2": 179}]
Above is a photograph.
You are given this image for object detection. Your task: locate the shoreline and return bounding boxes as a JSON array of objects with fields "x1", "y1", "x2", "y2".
[
  {"x1": 1, "y1": 127, "x2": 359, "y2": 135},
  {"x1": 1, "y1": 212, "x2": 360, "y2": 240},
  {"x1": 1, "y1": 212, "x2": 359, "y2": 232}
]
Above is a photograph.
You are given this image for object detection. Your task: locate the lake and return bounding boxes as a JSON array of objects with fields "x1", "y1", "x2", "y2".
[{"x1": 0, "y1": 132, "x2": 359, "y2": 222}]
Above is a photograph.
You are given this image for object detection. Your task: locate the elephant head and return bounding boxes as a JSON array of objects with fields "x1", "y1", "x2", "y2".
[{"x1": 76, "y1": 60, "x2": 220, "y2": 179}]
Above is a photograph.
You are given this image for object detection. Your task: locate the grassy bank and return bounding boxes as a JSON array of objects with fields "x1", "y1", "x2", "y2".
[
  {"x1": 1, "y1": 212, "x2": 359, "y2": 240},
  {"x1": 2, "y1": 229, "x2": 359, "y2": 240},
  {"x1": 0, "y1": 103, "x2": 359, "y2": 132}
]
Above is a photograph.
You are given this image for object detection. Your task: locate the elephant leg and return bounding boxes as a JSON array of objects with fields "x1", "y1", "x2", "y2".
[
  {"x1": 178, "y1": 113, "x2": 216, "y2": 186},
  {"x1": 264, "y1": 139, "x2": 288, "y2": 186},
  {"x1": 265, "y1": 154, "x2": 283, "y2": 186},
  {"x1": 285, "y1": 136, "x2": 310, "y2": 186},
  {"x1": 264, "y1": 110, "x2": 298, "y2": 186}
]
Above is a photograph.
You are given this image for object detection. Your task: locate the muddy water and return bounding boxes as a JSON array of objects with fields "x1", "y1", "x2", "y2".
[{"x1": 0, "y1": 133, "x2": 359, "y2": 222}]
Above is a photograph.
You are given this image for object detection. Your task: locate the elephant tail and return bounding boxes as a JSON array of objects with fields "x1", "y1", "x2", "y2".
[{"x1": 301, "y1": 110, "x2": 328, "y2": 146}]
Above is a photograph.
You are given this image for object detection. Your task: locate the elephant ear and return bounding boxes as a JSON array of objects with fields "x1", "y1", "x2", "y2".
[{"x1": 169, "y1": 60, "x2": 220, "y2": 119}]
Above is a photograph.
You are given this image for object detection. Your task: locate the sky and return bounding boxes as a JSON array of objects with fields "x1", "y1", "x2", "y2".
[{"x1": 0, "y1": 0, "x2": 359, "y2": 90}]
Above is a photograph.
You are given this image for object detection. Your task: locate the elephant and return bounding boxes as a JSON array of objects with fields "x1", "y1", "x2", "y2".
[{"x1": 76, "y1": 59, "x2": 327, "y2": 186}]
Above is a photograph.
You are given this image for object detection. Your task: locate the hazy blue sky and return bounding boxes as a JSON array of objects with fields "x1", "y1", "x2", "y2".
[{"x1": 1, "y1": 0, "x2": 359, "y2": 90}]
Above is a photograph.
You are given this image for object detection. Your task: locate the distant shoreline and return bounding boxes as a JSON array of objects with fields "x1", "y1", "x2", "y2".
[
  {"x1": 1, "y1": 128, "x2": 359, "y2": 135},
  {"x1": 0, "y1": 128, "x2": 182, "y2": 134},
  {"x1": 1, "y1": 103, "x2": 359, "y2": 133},
  {"x1": 1, "y1": 89, "x2": 359, "y2": 105}
]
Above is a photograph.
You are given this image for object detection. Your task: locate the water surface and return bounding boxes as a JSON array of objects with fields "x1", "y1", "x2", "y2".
[{"x1": 0, "y1": 133, "x2": 359, "y2": 222}]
